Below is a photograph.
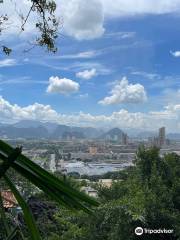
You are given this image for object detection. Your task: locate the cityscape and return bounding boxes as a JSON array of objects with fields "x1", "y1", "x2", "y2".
[
  {"x1": 2, "y1": 123, "x2": 179, "y2": 199},
  {"x1": 2, "y1": 123, "x2": 180, "y2": 177},
  {"x1": 0, "y1": 0, "x2": 180, "y2": 239}
]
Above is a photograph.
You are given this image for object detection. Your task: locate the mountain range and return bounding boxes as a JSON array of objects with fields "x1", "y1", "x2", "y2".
[
  {"x1": 0, "y1": 120, "x2": 180, "y2": 140},
  {"x1": 0, "y1": 120, "x2": 104, "y2": 139},
  {"x1": 100, "y1": 128, "x2": 125, "y2": 140}
]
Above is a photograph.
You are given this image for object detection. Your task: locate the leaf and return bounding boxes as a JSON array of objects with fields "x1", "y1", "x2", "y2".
[
  {"x1": 0, "y1": 147, "x2": 22, "y2": 178},
  {"x1": 4, "y1": 174, "x2": 41, "y2": 240},
  {"x1": 0, "y1": 140, "x2": 99, "y2": 211},
  {"x1": 6, "y1": 227, "x2": 18, "y2": 240},
  {"x1": 13, "y1": 162, "x2": 94, "y2": 214},
  {"x1": 0, "y1": 191, "x2": 10, "y2": 236},
  {"x1": 16, "y1": 156, "x2": 98, "y2": 206}
]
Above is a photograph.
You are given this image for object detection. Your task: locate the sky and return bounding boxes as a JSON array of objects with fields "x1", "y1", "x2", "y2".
[{"x1": 0, "y1": 0, "x2": 180, "y2": 132}]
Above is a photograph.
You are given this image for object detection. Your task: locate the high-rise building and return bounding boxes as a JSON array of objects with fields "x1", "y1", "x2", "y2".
[
  {"x1": 159, "y1": 127, "x2": 166, "y2": 146},
  {"x1": 49, "y1": 154, "x2": 56, "y2": 172},
  {"x1": 122, "y1": 133, "x2": 128, "y2": 145}
]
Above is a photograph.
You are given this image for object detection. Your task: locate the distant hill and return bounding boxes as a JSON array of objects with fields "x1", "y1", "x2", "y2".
[
  {"x1": 2, "y1": 120, "x2": 179, "y2": 140},
  {"x1": 51, "y1": 125, "x2": 103, "y2": 139},
  {"x1": 71, "y1": 127, "x2": 103, "y2": 138},
  {"x1": 137, "y1": 131, "x2": 156, "y2": 139},
  {"x1": 62, "y1": 131, "x2": 85, "y2": 140},
  {"x1": 13, "y1": 120, "x2": 58, "y2": 133},
  {"x1": 13, "y1": 120, "x2": 43, "y2": 128},
  {"x1": 51, "y1": 125, "x2": 72, "y2": 139},
  {"x1": 0, "y1": 125, "x2": 49, "y2": 139},
  {"x1": 100, "y1": 128, "x2": 125, "y2": 140},
  {"x1": 167, "y1": 133, "x2": 180, "y2": 140},
  {"x1": 136, "y1": 131, "x2": 180, "y2": 140},
  {"x1": 0, "y1": 120, "x2": 103, "y2": 139}
]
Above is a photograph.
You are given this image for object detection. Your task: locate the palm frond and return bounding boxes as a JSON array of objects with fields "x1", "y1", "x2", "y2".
[
  {"x1": 4, "y1": 174, "x2": 41, "y2": 240},
  {"x1": 0, "y1": 139, "x2": 99, "y2": 239}
]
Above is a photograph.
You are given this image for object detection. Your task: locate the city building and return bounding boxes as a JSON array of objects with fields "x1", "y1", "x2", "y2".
[
  {"x1": 159, "y1": 127, "x2": 166, "y2": 146},
  {"x1": 1, "y1": 190, "x2": 18, "y2": 209},
  {"x1": 98, "y1": 179, "x2": 120, "y2": 187},
  {"x1": 81, "y1": 187, "x2": 98, "y2": 198},
  {"x1": 122, "y1": 133, "x2": 128, "y2": 145},
  {"x1": 49, "y1": 154, "x2": 56, "y2": 172},
  {"x1": 56, "y1": 159, "x2": 66, "y2": 172},
  {"x1": 89, "y1": 146, "x2": 98, "y2": 155}
]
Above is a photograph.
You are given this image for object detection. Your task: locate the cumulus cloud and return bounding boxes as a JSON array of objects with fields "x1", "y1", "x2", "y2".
[
  {"x1": 76, "y1": 68, "x2": 97, "y2": 80},
  {"x1": 46, "y1": 76, "x2": 79, "y2": 95},
  {"x1": 60, "y1": 0, "x2": 105, "y2": 40},
  {"x1": 4, "y1": 0, "x2": 180, "y2": 43},
  {"x1": 0, "y1": 96, "x2": 59, "y2": 123},
  {"x1": 0, "y1": 59, "x2": 17, "y2": 67},
  {"x1": 0, "y1": 96, "x2": 180, "y2": 132},
  {"x1": 2, "y1": 0, "x2": 105, "y2": 40},
  {"x1": 3, "y1": 0, "x2": 180, "y2": 42},
  {"x1": 99, "y1": 77, "x2": 147, "y2": 105},
  {"x1": 170, "y1": 50, "x2": 180, "y2": 57}
]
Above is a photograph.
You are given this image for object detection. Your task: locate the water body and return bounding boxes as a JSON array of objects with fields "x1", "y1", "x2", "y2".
[{"x1": 64, "y1": 161, "x2": 133, "y2": 176}]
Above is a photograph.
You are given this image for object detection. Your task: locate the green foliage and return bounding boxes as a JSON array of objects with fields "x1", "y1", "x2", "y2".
[
  {"x1": 98, "y1": 181, "x2": 128, "y2": 202},
  {"x1": 1, "y1": 143, "x2": 180, "y2": 239},
  {"x1": 42, "y1": 146, "x2": 180, "y2": 240},
  {"x1": 135, "y1": 146, "x2": 161, "y2": 182},
  {"x1": 50, "y1": 210, "x2": 88, "y2": 240},
  {"x1": 4, "y1": 175, "x2": 41, "y2": 240},
  {"x1": 0, "y1": 140, "x2": 98, "y2": 240}
]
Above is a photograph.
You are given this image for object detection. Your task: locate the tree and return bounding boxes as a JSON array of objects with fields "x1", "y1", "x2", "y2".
[
  {"x1": 0, "y1": 0, "x2": 59, "y2": 54},
  {"x1": 24, "y1": 147, "x2": 180, "y2": 240}
]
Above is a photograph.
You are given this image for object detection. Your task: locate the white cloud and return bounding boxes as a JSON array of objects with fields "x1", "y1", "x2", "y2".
[
  {"x1": 0, "y1": 0, "x2": 38, "y2": 39},
  {"x1": 2, "y1": 0, "x2": 105, "y2": 40},
  {"x1": 99, "y1": 76, "x2": 147, "y2": 105},
  {"x1": 100, "y1": 0, "x2": 180, "y2": 17},
  {"x1": 46, "y1": 76, "x2": 79, "y2": 95},
  {"x1": 60, "y1": 51, "x2": 98, "y2": 59},
  {"x1": 2, "y1": 0, "x2": 180, "y2": 42},
  {"x1": 70, "y1": 62, "x2": 112, "y2": 75},
  {"x1": 0, "y1": 96, "x2": 180, "y2": 132},
  {"x1": 0, "y1": 59, "x2": 17, "y2": 67},
  {"x1": 76, "y1": 68, "x2": 97, "y2": 80},
  {"x1": 131, "y1": 71, "x2": 160, "y2": 80},
  {"x1": 170, "y1": 50, "x2": 180, "y2": 57},
  {"x1": 0, "y1": 96, "x2": 59, "y2": 123},
  {"x1": 105, "y1": 31, "x2": 136, "y2": 39},
  {"x1": 0, "y1": 76, "x2": 47, "y2": 85},
  {"x1": 60, "y1": 0, "x2": 105, "y2": 40},
  {"x1": 78, "y1": 93, "x2": 89, "y2": 98}
]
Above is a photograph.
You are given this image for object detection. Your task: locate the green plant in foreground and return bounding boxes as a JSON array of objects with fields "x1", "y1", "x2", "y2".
[{"x1": 0, "y1": 140, "x2": 99, "y2": 240}]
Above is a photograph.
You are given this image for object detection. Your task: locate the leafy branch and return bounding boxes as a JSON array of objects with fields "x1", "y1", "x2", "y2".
[{"x1": 0, "y1": 0, "x2": 60, "y2": 55}]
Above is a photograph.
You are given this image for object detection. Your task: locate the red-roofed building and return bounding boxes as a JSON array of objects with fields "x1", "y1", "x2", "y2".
[{"x1": 1, "y1": 190, "x2": 18, "y2": 209}]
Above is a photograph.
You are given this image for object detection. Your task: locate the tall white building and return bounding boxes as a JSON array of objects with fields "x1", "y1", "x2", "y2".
[{"x1": 50, "y1": 154, "x2": 56, "y2": 172}]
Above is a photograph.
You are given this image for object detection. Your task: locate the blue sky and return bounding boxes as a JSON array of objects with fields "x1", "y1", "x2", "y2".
[{"x1": 0, "y1": 0, "x2": 180, "y2": 132}]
